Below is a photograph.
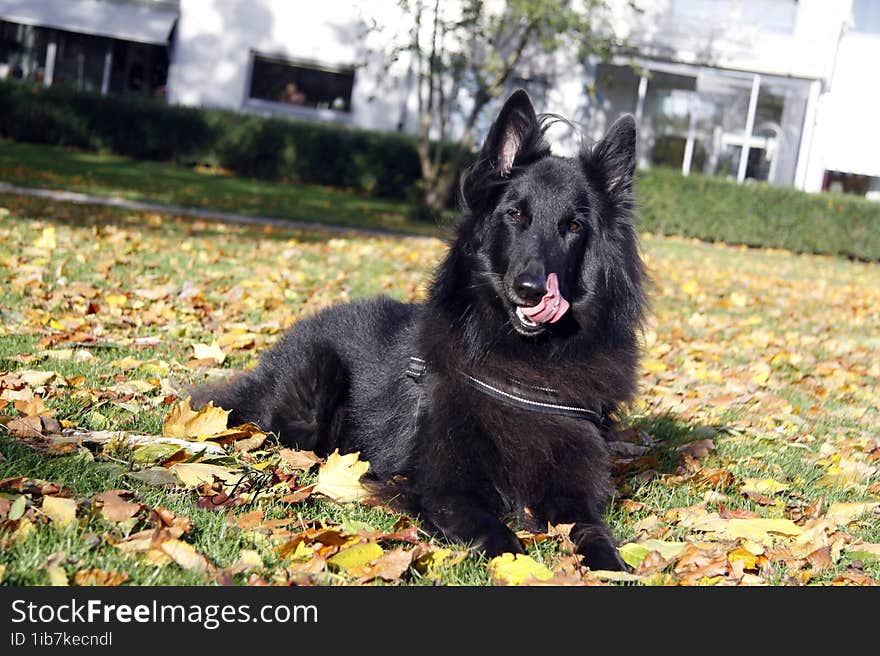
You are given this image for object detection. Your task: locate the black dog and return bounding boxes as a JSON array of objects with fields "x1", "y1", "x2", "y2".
[{"x1": 193, "y1": 90, "x2": 645, "y2": 571}]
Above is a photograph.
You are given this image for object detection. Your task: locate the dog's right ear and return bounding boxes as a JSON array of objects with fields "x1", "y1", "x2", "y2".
[
  {"x1": 461, "y1": 90, "x2": 549, "y2": 214},
  {"x1": 480, "y1": 89, "x2": 542, "y2": 177}
]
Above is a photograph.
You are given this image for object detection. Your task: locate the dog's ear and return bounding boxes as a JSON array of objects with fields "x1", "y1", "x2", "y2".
[
  {"x1": 480, "y1": 89, "x2": 542, "y2": 177},
  {"x1": 461, "y1": 90, "x2": 548, "y2": 215},
  {"x1": 588, "y1": 114, "x2": 637, "y2": 199}
]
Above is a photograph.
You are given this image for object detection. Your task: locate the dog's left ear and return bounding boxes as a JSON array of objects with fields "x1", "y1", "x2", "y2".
[{"x1": 588, "y1": 114, "x2": 637, "y2": 198}]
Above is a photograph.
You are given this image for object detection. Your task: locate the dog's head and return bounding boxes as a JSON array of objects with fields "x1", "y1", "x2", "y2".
[{"x1": 451, "y1": 89, "x2": 645, "y2": 346}]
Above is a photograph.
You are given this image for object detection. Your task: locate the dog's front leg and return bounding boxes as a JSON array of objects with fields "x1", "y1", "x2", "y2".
[
  {"x1": 539, "y1": 497, "x2": 627, "y2": 571},
  {"x1": 421, "y1": 493, "x2": 523, "y2": 557}
]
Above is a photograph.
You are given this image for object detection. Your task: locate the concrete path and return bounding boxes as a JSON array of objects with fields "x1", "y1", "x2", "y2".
[{"x1": 0, "y1": 181, "x2": 422, "y2": 239}]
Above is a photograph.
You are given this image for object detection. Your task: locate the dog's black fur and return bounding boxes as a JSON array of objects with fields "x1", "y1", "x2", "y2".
[{"x1": 192, "y1": 90, "x2": 646, "y2": 570}]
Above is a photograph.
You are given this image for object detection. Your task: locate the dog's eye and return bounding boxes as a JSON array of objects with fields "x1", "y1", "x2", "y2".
[
  {"x1": 567, "y1": 221, "x2": 581, "y2": 233},
  {"x1": 507, "y1": 209, "x2": 523, "y2": 222}
]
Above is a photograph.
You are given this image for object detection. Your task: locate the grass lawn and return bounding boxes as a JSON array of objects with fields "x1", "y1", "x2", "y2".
[
  {"x1": 1, "y1": 190, "x2": 879, "y2": 587},
  {"x1": 0, "y1": 139, "x2": 437, "y2": 236}
]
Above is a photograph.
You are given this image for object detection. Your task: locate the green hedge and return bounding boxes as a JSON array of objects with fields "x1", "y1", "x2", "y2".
[
  {"x1": 1, "y1": 81, "x2": 878, "y2": 259},
  {"x1": 0, "y1": 81, "x2": 422, "y2": 198},
  {"x1": 636, "y1": 167, "x2": 880, "y2": 260}
]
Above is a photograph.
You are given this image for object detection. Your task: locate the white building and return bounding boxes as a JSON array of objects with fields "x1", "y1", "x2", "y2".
[{"x1": 1, "y1": 0, "x2": 878, "y2": 197}]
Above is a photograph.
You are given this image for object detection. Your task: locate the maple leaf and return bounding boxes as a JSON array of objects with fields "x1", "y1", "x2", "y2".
[
  {"x1": 162, "y1": 398, "x2": 231, "y2": 440},
  {"x1": 314, "y1": 450, "x2": 370, "y2": 503}
]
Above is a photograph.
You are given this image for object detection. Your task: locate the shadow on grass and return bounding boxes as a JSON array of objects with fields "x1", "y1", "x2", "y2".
[
  {"x1": 0, "y1": 193, "x2": 425, "y2": 246},
  {"x1": 0, "y1": 140, "x2": 441, "y2": 238},
  {"x1": 615, "y1": 412, "x2": 724, "y2": 484}
]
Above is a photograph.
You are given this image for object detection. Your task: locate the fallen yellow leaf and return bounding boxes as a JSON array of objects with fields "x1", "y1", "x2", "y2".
[
  {"x1": 160, "y1": 539, "x2": 214, "y2": 573},
  {"x1": 825, "y1": 502, "x2": 879, "y2": 526},
  {"x1": 488, "y1": 553, "x2": 553, "y2": 586},
  {"x1": 41, "y1": 496, "x2": 77, "y2": 525},
  {"x1": 741, "y1": 478, "x2": 789, "y2": 495},
  {"x1": 314, "y1": 450, "x2": 370, "y2": 503},
  {"x1": 163, "y1": 398, "x2": 231, "y2": 440},
  {"x1": 192, "y1": 341, "x2": 226, "y2": 365},
  {"x1": 328, "y1": 543, "x2": 384, "y2": 572},
  {"x1": 168, "y1": 462, "x2": 241, "y2": 489}
]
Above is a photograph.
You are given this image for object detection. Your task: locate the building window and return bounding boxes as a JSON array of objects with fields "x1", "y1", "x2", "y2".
[
  {"x1": 0, "y1": 20, "x2": 48, "y2": 82},
  {"x1": 0, "y1": 20, "x2": 168, "y2": 97},
  {"x1": 590, "y1": 63, "x2": 810, "y2": 186},
  {"x1": 248, "y1": 54, "x2": 354, "y2": 113}
]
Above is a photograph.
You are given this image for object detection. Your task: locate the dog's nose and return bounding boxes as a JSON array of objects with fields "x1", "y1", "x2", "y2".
[{"x1": 513, "y1": 272, "x2": 546, "y2": 304}]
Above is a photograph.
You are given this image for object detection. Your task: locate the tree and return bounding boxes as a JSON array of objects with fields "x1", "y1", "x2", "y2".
[{"x1": 362, "y1": 0, "x2": 625, "y2": 220}]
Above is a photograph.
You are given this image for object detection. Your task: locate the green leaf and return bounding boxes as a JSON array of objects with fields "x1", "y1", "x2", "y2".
[
  {"x1": 619, "y1": 539, "x2": 687, "y2": 568},
  {"x1": 127, "y1": 467, "x2": 178, "y2": 487},
  {"x1": 9, "y1": 495, "x2": 26, "y2": 521},
  {"x1": 131, "y1": 443, "x2": 181, "y2": 464}
]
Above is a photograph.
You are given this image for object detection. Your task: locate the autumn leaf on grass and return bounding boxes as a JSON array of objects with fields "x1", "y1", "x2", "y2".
[
  {"x1": 845, "y1": 543, "x2": 880, "y2": 563},
  {"x1": 160, "y1": 539, "x2": 216, "y2": 574},
  {"x1": 14, "y1": 396, "x2": 54, "y2": 417},
  {"x1": 228, "y1": 550, "x2": 265, "y2": 576},
  {"x1": 488, "y1": 553, "x2": 553, "y2": 586},
  {"x1": 47, "y1": 564, "x2": 69, "y2": 586},
  {"x1": 169, "y1": 462, "x2": 242, "y2": 490},
  {"x1": 723, "y1": 518, "x2": 802, "y2": 544},
  {"x1": 350, "y1": 548, "x2": 416, "y2": 583},
  {"x1": 741, "y1": 478, "x2": 790, "y2": 495},
  {"x1": 94, "y1": 490, "x2": 141, "y2": 523},
  {"x1": 41, "y1": 496, "x2": 77, "y2": 525},
  {"x1": 163, "y1": 398, "x2": 230, "y2": 441},
  {"x1": 414, "y1": 548, "x2": 467, "y2": 579},
  {"x1": 825, "y1": 502, "x2": 879, "y2": 527},
  {"x1": 74, "y1": 569, "x2": 129, "y2": 586},
  {"x1": 16, "y1": 370, "x2": 57, "y2": 387},
  {"x1": 314, "y1": 450, "x2": 370, "y2": 503},
  {"x1": 328, "y1": 543, "x2": 384, "y2": 573},
  {"x1": 279, "y1": 448, "x2": 322, "y2": 471},
  {"x1": 192, "y1": 341, "x2": 226, "y2": 365},
  {"x1": 619, "y1": 539, "x2": 687, "y2": 569}
]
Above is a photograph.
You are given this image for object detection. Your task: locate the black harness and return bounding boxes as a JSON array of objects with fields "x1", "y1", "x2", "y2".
[{"x1": 405, "y1": 356, "x2": 609, "y2": 428}]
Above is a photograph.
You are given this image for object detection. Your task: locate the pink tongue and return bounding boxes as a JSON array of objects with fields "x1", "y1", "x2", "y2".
[{"x1": 520, "y1": 272, "x2": 570, "y2": 324}]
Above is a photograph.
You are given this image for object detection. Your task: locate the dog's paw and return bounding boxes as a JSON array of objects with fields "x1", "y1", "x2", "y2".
[
  {"x1": 580, "y1": 539, "x2": 629, "y2": 572},
  {"x1": 477, "y1": 528, "x2": 525, "y2": 558}
]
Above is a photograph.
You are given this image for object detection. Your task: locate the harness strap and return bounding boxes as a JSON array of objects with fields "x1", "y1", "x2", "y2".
[{"x1": 405, "y1": 356, "x2": 607, "y2": 426}]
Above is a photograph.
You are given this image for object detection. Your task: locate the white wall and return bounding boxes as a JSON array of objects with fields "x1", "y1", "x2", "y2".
[
  {"x1": 609, "y1": 0, "x2": 846, "y2": 80},
  {"x1": 802, "y1": 30, "x2": 880, "y2": 191},
  {"x1": 166, "y1": 0, "x2": 411, "y2": 131}
]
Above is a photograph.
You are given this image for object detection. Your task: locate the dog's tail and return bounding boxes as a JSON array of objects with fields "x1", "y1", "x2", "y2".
[{"x1": 188, "y1": 343, "x2": 349, "y2": 453}]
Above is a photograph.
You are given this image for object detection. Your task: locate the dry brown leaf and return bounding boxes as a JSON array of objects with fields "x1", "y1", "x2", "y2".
[
  {"x1": 279, "y1": 448, "x2": 322, "y2": 471},
  {"x1": 234, "y1": 509, "x2": 264, "y2": 530},
  {"x1": 74, "y1": 569, "x2": 129, "y2": 586},
  {"x1": 95, "y1": 490, "x2": 141, "y2": 523},
  {"x1": 351, "y1": 547, "x2": 415, "y2": 582}
]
